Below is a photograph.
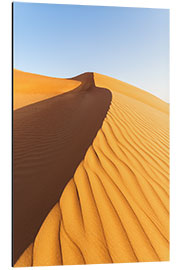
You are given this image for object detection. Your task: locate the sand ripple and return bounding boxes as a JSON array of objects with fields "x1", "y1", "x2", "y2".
[{"x1": 15, "y1": 86, "x2": 169, "y2": 266}]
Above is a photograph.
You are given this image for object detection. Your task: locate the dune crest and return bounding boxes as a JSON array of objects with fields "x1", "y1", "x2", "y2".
[
  {"x1": 13, "y1": 72, "x2": 112, "y2": 264},
  {"x1": 13, "y1": 69, "x2": 81, "y2": 110},
  {"x1": 14, "y1": 75, "x2": 169, "y2": 266},
  {"x1": 94, "y1": 72, "x2": 169, "y2": 114}
]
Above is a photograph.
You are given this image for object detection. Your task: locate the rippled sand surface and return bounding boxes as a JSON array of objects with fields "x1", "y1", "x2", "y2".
[{"x1": 14, "y1": 71, "x2": 169, "y2": 267}]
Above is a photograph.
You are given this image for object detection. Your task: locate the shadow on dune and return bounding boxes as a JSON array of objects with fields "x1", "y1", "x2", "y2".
[{"x1": 13, "y1": 72, "x2": 112, "y2": 264}]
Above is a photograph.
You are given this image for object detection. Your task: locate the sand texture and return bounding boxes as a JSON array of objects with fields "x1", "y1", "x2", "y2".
[
  {"x1": 13, "y1": 71, "x2": 169, "y2": 267},
  {"x1": 13, "y1": 72, "x2": 111, "y2": 264},
  {"x1": 13, "y1": 69, "x2": 81, "y2": 110}
]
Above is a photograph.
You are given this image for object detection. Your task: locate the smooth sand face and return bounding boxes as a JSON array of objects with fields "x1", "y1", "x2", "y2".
[
  {"x1": 14, "y1": 71, "x2": 169, "y2": 267},
  {"x1": 13, "y1": 69, "x2": 81, "y2": 110}
]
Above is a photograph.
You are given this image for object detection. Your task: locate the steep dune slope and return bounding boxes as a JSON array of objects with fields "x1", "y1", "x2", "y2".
[
  {"x1": 13, "y1": 73, "x2": 111, "y2": 264},
  {"x1": 13, "y1": 69, "x2": 81, "y2": 109},
  {"x1": 14, "y1": 75, "x2": 169, "y2": 267}
]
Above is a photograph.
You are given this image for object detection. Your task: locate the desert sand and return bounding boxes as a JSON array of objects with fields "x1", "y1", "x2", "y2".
[
  {"x1": 13, "y1": 69, "x2": 81, "y2": 110},
  {"x1": 13, "y1": 71, "x2": 169, "y2": 267},
  {"x1": 13, "y1": 72, "x2": 111, "y2": 264}
]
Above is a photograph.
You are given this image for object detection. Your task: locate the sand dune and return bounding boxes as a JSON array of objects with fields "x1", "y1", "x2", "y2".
[
  {"x1": 13, "y1": 69, "x2": 81, "y2": 110},
  {"x1": 13, "y1": 71, "x2": 169, "y2": 267},
  {"x1": 94, "y1": 73, "x2": 169, "y2": 114},
  {"x1": 13, "y1": 72, "x2": 111, "y2": 264}
]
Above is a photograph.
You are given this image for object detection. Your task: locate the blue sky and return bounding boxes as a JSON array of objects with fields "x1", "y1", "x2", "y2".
[{"x1": 13, "y1": 2, "x2": 169, "y2": 102}]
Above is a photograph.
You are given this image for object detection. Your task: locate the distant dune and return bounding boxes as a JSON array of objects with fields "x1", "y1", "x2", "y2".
[
  {"x1": 13, "y1": 69, "x2": 81, "y2": 109},
  {"x1": 13, "y1": 70, "x2": 169, "y2": 267}
]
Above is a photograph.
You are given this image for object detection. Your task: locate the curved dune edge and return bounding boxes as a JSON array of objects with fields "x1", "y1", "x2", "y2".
[
  {"x1": 15, "y1": 89, "x2": 169, "y2": 267},
  {"x1": 13, "y1": 69, "x2": 82, "y2": 110},
  {"x1": 94, "y1": 72, "x2": 169, "y2": 114},
  {"x1": 13, "y1": 73, "x2": 112, "y2": 264}
]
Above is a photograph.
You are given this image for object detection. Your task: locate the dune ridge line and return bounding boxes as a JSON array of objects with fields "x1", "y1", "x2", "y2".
[
  {"x1": 13, "y1": 71, "x2": 169, "y2": 266},
  {"x1": 13, "y1": 72, "x2": 112, "y2": 264}
]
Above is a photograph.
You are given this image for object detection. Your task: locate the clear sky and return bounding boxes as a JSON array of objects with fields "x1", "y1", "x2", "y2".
[{"x1": 13, "y1": 2, "x2": 169, "y2": 102}]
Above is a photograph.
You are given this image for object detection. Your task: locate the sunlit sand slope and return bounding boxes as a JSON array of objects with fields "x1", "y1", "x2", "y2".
[
  {"x1": 13, "y1": 69, "x2": 81, "y2": 109},
  {"x1": 94, "y1": 72, "x2": 169, "y2": 114},
  {"x1": 15, "y1": 84, "x2": 169, "y2": 266}
]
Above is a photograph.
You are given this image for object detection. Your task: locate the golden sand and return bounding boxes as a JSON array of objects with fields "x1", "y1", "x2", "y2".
[
  {"x1": 14, "y1": 72, "x2": 169, "y2": 267},
  {"x1": 94, "y1": 73, "x2": 169, "y2": 114},
  {"x1": 13, "y1": 69, "x2": 81, "y2": 110},
  {"x1": 13, "y1": 72, "x2": 111, "y2": 263}
]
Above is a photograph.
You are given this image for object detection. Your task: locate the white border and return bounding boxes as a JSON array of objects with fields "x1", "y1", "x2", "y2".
[
  {"x1": 0, "y1": 0, "x2": 180, "y2": 269},
  {"x1": 5, "y1": 0, "x2": 171, "y2": 8}
]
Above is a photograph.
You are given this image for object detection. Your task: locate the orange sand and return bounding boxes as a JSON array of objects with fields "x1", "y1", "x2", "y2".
[
  {"x1": 13, "y1": 72, "x2": 111, "y2": 264},
  {"x1": 13, "y1": 69, "x2": 81, "y2": 110},
  {"x1": 94, "y1": 73, "x2": 169, "y2": 114},
  {"x1": 14, "y1": 72, "x2": 169, "y2": 267}
]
